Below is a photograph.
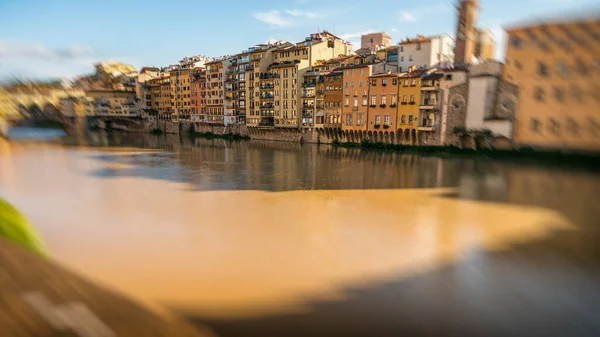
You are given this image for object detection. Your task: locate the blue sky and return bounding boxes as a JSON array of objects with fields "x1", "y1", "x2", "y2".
[{"x1": 0, "y1": 0, "x2": 597, "y2": 81}]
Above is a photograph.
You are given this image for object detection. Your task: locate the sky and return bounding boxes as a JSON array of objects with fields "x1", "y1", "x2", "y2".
[{"x1": 0, "y1": 0, "x2": 597, "y2": 81}]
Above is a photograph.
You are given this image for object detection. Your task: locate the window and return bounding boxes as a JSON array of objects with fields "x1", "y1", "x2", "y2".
[
  {"x1": 345, "y1": 97, "x2": 349, "y2": 106},
  {"x1": 557, "y1": 61, "x2": 569, "y2": 78},
  {"x1": 404, "y1": 80, "x2": 409, "y2": 86},
  {"x1": 445, "y1": 74, "x2": 453, "y2": 81},
  {"x1": 548, "y1": 118, "x2": 560, "y2": 135},
  {"x1": 589, "y1": 118, "x2": 599, "y2": 136},
  {"x1": 402, "y1": 95, "x2": 407, "y2": 103},
  {"x1": 359, "y1": 81, "x2": 363, "y2": 87},
  {"x1": 410, "y1": 95, "x2": 415, "y2": 102},
  {"x1": 351, "y1": 81, "x2": 354, "y2": 87},
  {"x1": 401, "y1": 115, "x2": 406, "y2": 124},
  {"x1": 345, "y1": 82, "x2": 348, "y2": 88},
  {"x1": 554, "y1": 86, "x2": 565, "y2": 103},
  {"x1": 371, "y1": 95, "x2": 376, "y2": 105},
  {"x1": 417, "y1": 43, "x2": 422, "y2": 50},
  {"x1": 372, "y1": 79, "x2": 377, "y2": 86},
  {"x1": 530, "y1": 118, "x2": 541, "y2": 133},
  {"x1": 511, "y1": 36, "x2": 522, "y2": 48},
  {"x1": 534, "y1": 87, "x2": 545, "y2": 102},
  {"x1": 357, "y1": 113, "x2": 364, "y2": 126},
  {"x1": 381, "y1": 95, "x2": 387, "y2": 105},
  {"x1": 400, "y1": 46, "x2": 404, "y2": 52},
  {"x1": 411, "y1": 79, "x2": 416, "y2": 86},
  {"x1": 399, "y1": 67, "x2": 403, "y2": 72},
  {"x1": 408, "y1": 115, "x2": 414, "y2": 124},
  {"x1": 391, "y1": 94, "x2": 397, "y2": 105},
  {"x1": 382, "y1": 79, "x2": 387, "y2": 86},
  {"x1": 401, "y1": 56, "x2": 405, "y2": 62},
  {"x1": 360, "y1": 68, "x2": 364, "y2": 75},
  {"x1": 370, "y1": 38, "x2": 374, "y2": 43},
  {"x1": 375, "y1": 115, "x2": 381, "y2": 125},
  {"x1": 572, "y1": 85, "x2": 584, "y2": 103},
  {"x1": 392, "y1": 78, "x2": 397, "y2": 85},
  {"x1": 409, "y1": 55, "x2": 413, "y2": 61},
  {"x1": 568, "y1": 118, "x2": 580, "y2": 136},
  {"x1": 346, "y1": 114, "x2": 352, "y2": 126},
  {"x1": 538, "y1": 61, "x2": 549, "y2": 77},
  {"x1": 384, "y1": 115, "x2": 391, "y2": 126},
  {"x1": 354, "y1": 97, "x2": 358, "y2": 106}
]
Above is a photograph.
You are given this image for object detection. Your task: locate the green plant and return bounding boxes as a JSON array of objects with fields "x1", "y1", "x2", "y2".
[
  {"x1": 409, "y1": 102, "x2": 416, "y2": 105},
  {"x1": 0, "y1": 198, "x2": 45, "y2": 256},
  {"x1": 383, "y1": 125, "x2": 390, "y2": 129},
  {"x1": 151, "y1": 128, "x2": 164, "y2": 135},
  {"x1": 332, "y1": 139, "x2": 341, "y2": 146},
  {"x1": 453, "y1": 126, "x2": 467, "y2": 135},
  {"x1": 369, "y1": 104, "x2": 376, "y2": 108},
  {"x1": 390, "y1": 104, "x2": 397, "y2": 108},
  {"x1": 374, "y1": 124, "x2": 381, "y2": 129},
  {"x1": 380, "y1": 104, "x2": 386, "y2": 108}
]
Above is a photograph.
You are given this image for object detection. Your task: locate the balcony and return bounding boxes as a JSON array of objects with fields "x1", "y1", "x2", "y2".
[
  {"x1": 259, "y1": 84, "x2": 274, "y2": 90},
  {"x1": 302, "y1": 81, "x2": 316, "y2": 87},
  {"x1": 302, "y1": 104, "x2": 315, "y2": 109},
  {"x1": 238, "y1": 87, "x2": 246, "y2": 91},
  {"x1": 421, "y1": 84, "x2": 438, "y2": 91},
  {"x1": 260, "y1": 73, "x2": 279, "y2": 79},
  {"x1": 260, "y1": 103, "x2": 274, "y2": 109},
  {"x1": 302, "y1": 93, "x2": 315, "y2": 98},
  {"x1": 260, "y1": 94, "x2": 274, "y2": 100},
  {"x1": 302, "y1": 112, "x2": 313, "y2": 118},
  {"x1": 420, "y1": 99, "x2": 437, "y2": 110},
  {"x1": 305, "y1": 70, "x2": 320, "y2": 76}
]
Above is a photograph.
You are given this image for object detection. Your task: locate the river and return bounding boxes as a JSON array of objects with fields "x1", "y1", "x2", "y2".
[{"x1": 1, "y1": 128, "x2": 599, "y2": 337}]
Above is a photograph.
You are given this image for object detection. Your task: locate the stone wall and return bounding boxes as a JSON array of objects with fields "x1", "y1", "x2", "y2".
[
  {"x1": 444, "y1": 82, "x2": 470, "y2": 146},
  {"x1": 192, "y1": 123, "x2": 249, "y2": 137},
  {"x1": 247, "y1": 127, "x2": 303, "y2": 142}
]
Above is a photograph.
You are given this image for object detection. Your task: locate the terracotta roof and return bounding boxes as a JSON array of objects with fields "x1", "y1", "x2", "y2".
[{"x1": 368, "y1": 72, "x2": 400, "y2": 78}]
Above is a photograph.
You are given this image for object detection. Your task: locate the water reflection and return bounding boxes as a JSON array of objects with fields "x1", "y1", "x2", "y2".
[{"x1": 1, "y1": 132, "x2": 600, "y2": 337}]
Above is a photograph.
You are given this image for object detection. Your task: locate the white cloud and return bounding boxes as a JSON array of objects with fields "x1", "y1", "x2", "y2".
[
  {"x1": 397, "y1": 3, "x2": 449, "y2": 22},
  {"x1": 253, "y1": 7, "x2": 322, "y2": 27},
  {"x1": 284, "y1": 9, "x2": 320, "y2": 19},
  {"x1": 253, "y1": 10, "x2": 292, "y2": 27},
  {"x1": 0, "y1": 40, "x2": 96, "y2": 62},
  {"x1": 0, "y1": 39, "x2": 140, "y2": 81},
  {"x1": 340, "y1": 29, "x2": 377, "y2": 41},
  {"x1": 399, "y1": 11, "x2": 416, "y2": 22}
]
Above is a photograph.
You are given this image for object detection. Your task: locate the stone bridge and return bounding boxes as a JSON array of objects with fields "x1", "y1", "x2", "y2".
[{"x1": 0, "y1": 87, "x2": 86, "y2": 128}]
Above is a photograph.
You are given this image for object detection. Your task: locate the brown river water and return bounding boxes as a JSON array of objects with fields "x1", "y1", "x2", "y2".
[{"x1": 1, "y1": 129, "x2": 600, "y2": 337}]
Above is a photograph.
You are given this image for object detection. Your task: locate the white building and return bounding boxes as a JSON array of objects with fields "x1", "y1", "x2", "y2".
[{"x1": 397, "y1": 34, "x2": 454, "y2": 72}]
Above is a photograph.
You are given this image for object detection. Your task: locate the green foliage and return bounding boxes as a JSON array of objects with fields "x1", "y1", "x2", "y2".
[
  {"x1": 369, "y1": 105, "x2": 376, "y2": 108},
  {"x1": 0, "y1": 198, "x2": 45, "y2": 256},
  {"x1": 374, "y1": 124, "x2": 381, "y2": 129},
  {"x1": 379, "y1": 104, "x2": 386, "y2": 108},
  {"x1": 331, "y1": 139, "x2": 341, "y2": 146},
  {"x1": 150, "y1": 128, "x2": 164, "y2": 135},
  {"x1": 383, "y1": 125, "x2": 390, "y2": 129}
]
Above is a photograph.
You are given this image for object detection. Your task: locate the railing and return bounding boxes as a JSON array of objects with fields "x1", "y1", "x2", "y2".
[
  {"x1": 302, "y1": 113, "x2": 313, "y2": 118},
  {"x1": 259, "y1": 73, "x2": 279, "y2": 79},
  {"x1": 305, "y1": 71, "x2": 320, "y2": 76},
  {"x1": 260, "y1": 104, "x2": 274, "y2": 109},
  {"x1": 302, "y1": 93, "x2": 315, "y2": 98},
  {"x1": 260, "y1": 94, "x2": 274, "y2": 99},
  {"x1": 259, "y1": 85, "x2": 274, "y2": 90},
  {"x1": 302, "y1": 82, "x2": 316, "y2": 87}
]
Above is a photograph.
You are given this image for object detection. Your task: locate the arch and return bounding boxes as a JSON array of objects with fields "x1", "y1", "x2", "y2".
[
  {"x1": 390, "y1": 131, "x2": 395, "y2": 145},
  {"x1": 344, "y1": 130, "x2": 349, "y2": 142},
  {"x1": 411, "y1": 129, "x2": 417, "y2": 145},
  {"x1": 28, "y1": 104, "x2": 43, "y2": 119},
  {"x1": 378, "y1": 131, "x2": 383, "y2": 143},
  {"x1": 43, "y1": 103, "x2": 60, "y2": 118},
  {"x1": 384, "y1": 131, "x2": 389, "y2": 144},
  {"x1": 404, "y1": 129, "x2": 411, "y2": 145},
  {"x1": 461, "y1": 134, "x2": 476, "y2": 150},
  {"x1": 397, "y1": 128, "x2": 403, "y2": 143},
  {"x1": 493, "y1": 136, "x2": 513, "y2": 150},
  {"x1": 367, "y1": 131, "x2": 373, "y2": 142},
  {"x1": 475, "y1": 135, "x2": 489, "y2": 150}
]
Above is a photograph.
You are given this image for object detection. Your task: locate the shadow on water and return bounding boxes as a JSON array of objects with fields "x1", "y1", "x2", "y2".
[{"x1": 65, "y1": 131, "x2": 600, "y2": 337}]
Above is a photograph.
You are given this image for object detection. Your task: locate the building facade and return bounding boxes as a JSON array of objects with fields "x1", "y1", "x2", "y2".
[
  {"x1": 323, "y1": 70, "x2": 343, "y2": 129},
  {"x1": 504, "y1": 18, "x2": 600, "y2": 151},
  {"x1": 341, "y1": 64, "x2": 373, "y2": 133},
  {"x1": 367, "y1": 72, "x2": 400, "y2": 134},
  {"x1": 397, "y1": 70, "x2": 424, "y2": 144},
  {"x1": 398, "y1": 34, "x2": 454, "y2": 72},
  {"x1": 361, "y1": 32, "x2": 392, "y2": 52}
]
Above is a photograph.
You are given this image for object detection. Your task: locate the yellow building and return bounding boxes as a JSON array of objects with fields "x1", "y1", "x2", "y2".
[
  {"x1": 204, "y1": 58, "x2": 227, "y2": 124},
  {"x1": 397, "y1": 70, "x2": 424, "y2": 144},
  {"x1": 503, "y1": 17, "x2": 600, "y2": 151},
  {"x1": 169, "y1": 68, "x2": 192, "y2": 120}
]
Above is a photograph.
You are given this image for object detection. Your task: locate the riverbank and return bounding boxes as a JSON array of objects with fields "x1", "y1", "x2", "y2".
[
  {"x1": 192, "y1": 131, "x2": 250, "y2": 141},
  {"x1": 333, "y1": 140, "x2": 600, "y2": 170}
]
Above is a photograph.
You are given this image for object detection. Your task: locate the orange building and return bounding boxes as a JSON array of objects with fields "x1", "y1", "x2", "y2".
[
  {"x1": 341, "y1": 64, "x2": 374, "y2": 133},
  {"x1": 367, "y1": 72, "x2": 400, "y2": 141},
  {"x1": 323, "y1": 70, "x2": 343, "y2": 129}
]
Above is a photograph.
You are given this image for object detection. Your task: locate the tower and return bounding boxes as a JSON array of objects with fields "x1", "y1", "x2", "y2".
[{"x1": 454, "y1": 0, "x2": 479, "y2": 65}]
